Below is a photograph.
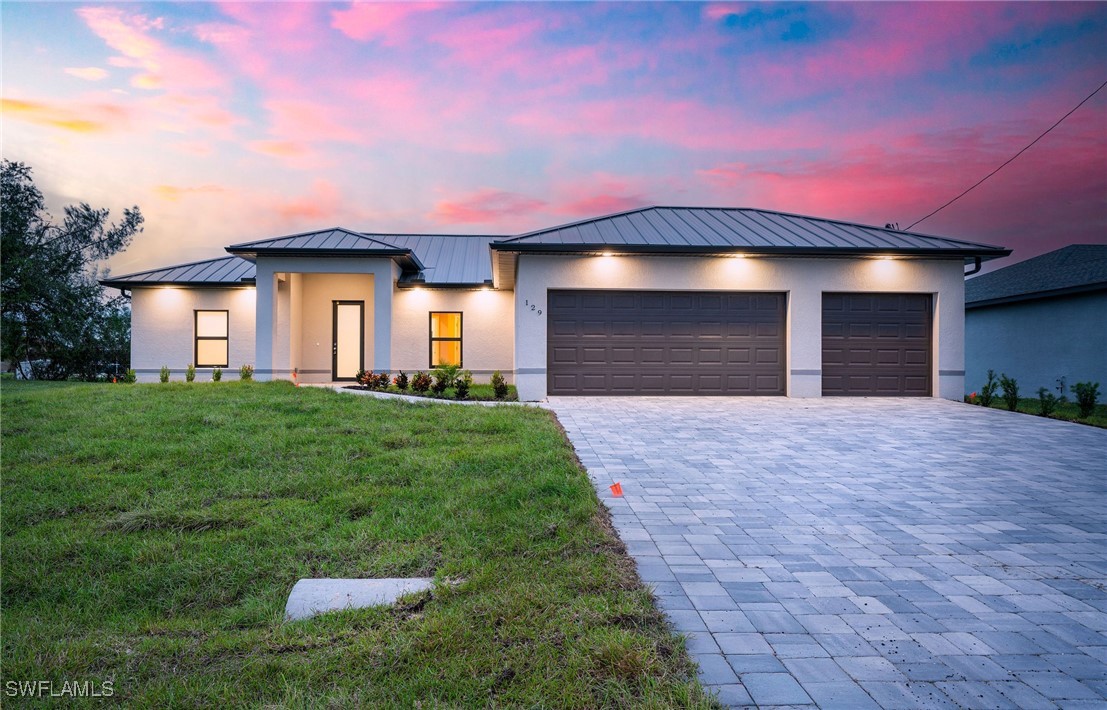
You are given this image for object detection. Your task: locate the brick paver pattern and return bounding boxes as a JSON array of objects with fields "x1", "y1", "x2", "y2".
[{"x1": 548, "y1": 397, "x2": 1107, "y2": 708}]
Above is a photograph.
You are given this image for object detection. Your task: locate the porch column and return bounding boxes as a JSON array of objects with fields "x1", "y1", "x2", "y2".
[
  {"x1": 371, "y1": 263, "x2": 395, "y2": 371},
  {"x1": 254, "y1": 261, "x2": 277, "y2": 382}
]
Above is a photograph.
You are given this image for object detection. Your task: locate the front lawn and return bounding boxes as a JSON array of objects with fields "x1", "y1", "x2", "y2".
[{"x1": 1, "y1": 381, "x2": 709, "y2": 707}]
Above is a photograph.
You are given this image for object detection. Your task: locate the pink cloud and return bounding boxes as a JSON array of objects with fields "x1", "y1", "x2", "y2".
[
  {"x1": 275, "y1": 179, "x2": 344, "y2": 221},
  {"x1": 430, "y1": 188, "x2": 547, "y2": 225},
  {"x1": 64, "y1": 66, "x2": 109, "y2": 81},
  {"x1": 549, "y1": 173, "x2": 653, "y2": 217},
  {"x1": 331, "y1": 2, "x2": 443, "y2": 44}
]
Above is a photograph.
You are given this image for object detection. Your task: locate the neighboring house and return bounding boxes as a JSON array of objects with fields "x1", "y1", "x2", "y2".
[
  {"x1": 100, "y1": 206, "x2": 1008, "y2": 400},
  {"x1": 965, "y1": 244, "x2": 1107, "y2": 396}
]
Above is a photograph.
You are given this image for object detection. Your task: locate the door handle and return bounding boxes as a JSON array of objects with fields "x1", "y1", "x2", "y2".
[{"x1": 332, "y1": 342, "x2": 337, "y2": 355}]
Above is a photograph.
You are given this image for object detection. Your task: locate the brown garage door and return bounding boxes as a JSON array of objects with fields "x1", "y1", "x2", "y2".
[
  {"x1": 822, "y1": 293, "x2": 932, "y2": 396},
  {"x1": 547, "y1": 290, "x2": 786, "y2": 395}
]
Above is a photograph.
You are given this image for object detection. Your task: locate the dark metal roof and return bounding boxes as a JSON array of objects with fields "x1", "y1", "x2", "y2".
[
  {"x1": 100, "y1": 256, "x2": 255, "y2": 288},
  {"x1": 492, "y1": 206, "x2": 1010, "y2": 259},
  {"x1": 225, "y1": 227, "x2": 424, "y2": 271},
  {"x1": 369, "y1": 234, "x2": 498, "y2": 285},
  {"x1": 966, "y1": 244, "x2": 1107, "y2": 308}
]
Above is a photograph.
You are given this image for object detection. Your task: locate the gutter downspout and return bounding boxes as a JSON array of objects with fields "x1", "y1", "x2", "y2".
[{"x1": 964, "y1": 256, "x2": 982, "y2": 277}]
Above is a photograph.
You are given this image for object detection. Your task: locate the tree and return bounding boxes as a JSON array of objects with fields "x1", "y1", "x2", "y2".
[{"x1": 1, "y1": 160, "x2": 143, "y2": 379}]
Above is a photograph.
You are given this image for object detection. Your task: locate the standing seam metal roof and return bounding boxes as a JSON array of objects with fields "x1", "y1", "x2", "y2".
[
  {"x1": 494, "y1": 206, "x2": 1008, "y2": 255},
  {"x1": 100, "y1": 256, "x2": 256, "y2": 287}
]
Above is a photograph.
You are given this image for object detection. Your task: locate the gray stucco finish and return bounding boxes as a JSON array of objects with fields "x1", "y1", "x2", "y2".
[
  {"x1": 548, "y1": 396, "x2": 1107, "y2": 708},
  {"x1": 965, "y1": 291, "x2": 1107, "y2": 396}
]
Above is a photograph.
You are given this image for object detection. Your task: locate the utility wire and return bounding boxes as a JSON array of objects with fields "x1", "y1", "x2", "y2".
[{"x1": 907, "y1": 78, "x2": 1107, "y2": 230}]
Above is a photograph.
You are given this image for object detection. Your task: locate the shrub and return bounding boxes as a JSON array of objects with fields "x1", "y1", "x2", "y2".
[
  {"x1": 455, "y1": 370, "x2": 473, "y2": 400},
  {"x1": 123, "y1": 368, "x2": 137, "y2": 384},
  {"x1": 1037, "y1": 387, "x2": 1058, "y2": 417},
  {"x1": 431, "y1": 370, "x2": 450, "y2": 396},
  {"x1": 1072, "y1": 381, "x2": 1100, "y2": 418},
  {"x1": 239, "y1": 364, "x2": 254, "y2": 381},
  {"x1": 998, "y1": 373, "x2": 1019, "y2": 411},
  {"x1": 159, "y1": 365, "x2": 170, "y2": 383},
  {"x1": 355, "y1": 369, "x2": 371, "y2": 386},
  {"x1": 411, "y1": 371, "x2": 431, "y2": 394},
  {"x1": 373, "y1": 372, "x2": 391, "y2": 390},
  {"x1": 212, "y1": 367, "x2": 222, "y2": 382},
  {"x1": 185, "y1": 364, "x2": 196, "y2": 383},
  {"x1": 394, "y1": 371, "x2": 409, "y2": 392},
  {"x1": 432, "y1": 363, "x2": 461, "y2": 390},
  {"x1": 979, "y1": 369, "x2": 999, "y2": 407},
  {"x1": 491, "y1": 370, "x2": 508, "y2": 400}
]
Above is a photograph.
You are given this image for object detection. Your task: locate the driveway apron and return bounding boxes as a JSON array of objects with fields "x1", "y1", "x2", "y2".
[{"x1": 548, "y1": 396, "x2": 1107, "y2": 708}]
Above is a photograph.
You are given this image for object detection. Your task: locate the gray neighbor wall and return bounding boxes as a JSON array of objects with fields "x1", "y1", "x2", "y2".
[{"x1": 965, "y1": 290, "x2": 1107, "y2": 396}]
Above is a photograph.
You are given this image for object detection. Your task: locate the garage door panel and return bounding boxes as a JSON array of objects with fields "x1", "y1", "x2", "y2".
[
  {"x1": 823, "y1": 293, "x2": 932, "y2": 396},
  {"x1": 548, "y1": 290, "x2": 785, "y2": 395}
]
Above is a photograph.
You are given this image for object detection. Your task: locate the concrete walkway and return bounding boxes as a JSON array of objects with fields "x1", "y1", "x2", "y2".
[{"x1": 548, "y1": 397, "x2": 1107, "y2": 708}]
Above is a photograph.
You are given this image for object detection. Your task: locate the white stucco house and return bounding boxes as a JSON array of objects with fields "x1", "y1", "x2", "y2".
[{"x1": 101, "y1": 206, "x2": 1009, "y2": 400}]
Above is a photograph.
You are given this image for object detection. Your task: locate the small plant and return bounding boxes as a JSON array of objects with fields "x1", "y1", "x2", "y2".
[
  {"x1": 355, "y1": 369, "x2": 371, "y2": 386},
  {"x1": 432, "y1": 363, "x2": 461, "y2": 390},
  {"x1": 979, "y1": 369, "x2": 999, "y2": 407},
  {"x1": 1073, "y1": 381, "x2": 1100, "y2": 419},
  {"x1": 1037, "y1": 387, "x2": 1058, "y2": 417},
  {"x1": 394, "y1": 371, "x2": 409, "y2": 392},
  {"x1": 239, "y1": 364, "x2": 254, "y2": 381},
  {"x1": 186, "y1": 363, "x2": 196, "y2": 383},
  {"x1": 966, "y1": 391, "x2": 977, "y2": 405},
  {"x1": 491, "y1": 370, "x2": 508, "y2": 400},
  {"x1": 998, "y1": 373, "x2": 1019, "y2": 411},
  {"x1": 411, "y1": 371, "x2": 432, "y2": 394},
  {"x1": 455, "y1": 370, "x2": 473, "y2": 400},
  {"x1": 159, "y1": 365, "x2": 170, "y2": 383},
  {"x1": 373, "y1": 372, "x2": 391, "y2": 390},
  {"x1": 212, "y1": 367, "x2": 222, "y2": 382},
  {"x1": 431, "y1": 369, "x2": 450, "y2": 396},
  {"x1": 123, "y1": 369, "x2": 137, "y2": 384}
]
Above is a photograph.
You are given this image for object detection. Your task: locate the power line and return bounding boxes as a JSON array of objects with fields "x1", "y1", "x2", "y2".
[{"x1": 907, "y1": 78, "x2": 1107, "y2": 230}]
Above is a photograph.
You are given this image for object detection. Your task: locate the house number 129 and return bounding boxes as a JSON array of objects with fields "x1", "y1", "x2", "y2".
[{"x1": 524, "y1": 299, "x2": 542, "y2": 315}]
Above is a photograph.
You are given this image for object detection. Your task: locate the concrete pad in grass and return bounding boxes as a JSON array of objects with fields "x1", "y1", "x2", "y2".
[{"x1": 285, "y1": 578, "x2": 434, "y2": 620}]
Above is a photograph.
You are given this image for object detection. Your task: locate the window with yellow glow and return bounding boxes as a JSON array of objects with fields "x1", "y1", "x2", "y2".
[
  {"x1": 195, "y1": 310, "x2": 229, "y2": 367},
  {"x1": 429, "y1": 312, "x2": 462, "y2": 367}
]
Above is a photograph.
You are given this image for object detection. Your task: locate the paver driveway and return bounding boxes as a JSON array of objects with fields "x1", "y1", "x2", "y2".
[{"x1": 548, "y1": 397, "x2": 1107, "y2": 709}]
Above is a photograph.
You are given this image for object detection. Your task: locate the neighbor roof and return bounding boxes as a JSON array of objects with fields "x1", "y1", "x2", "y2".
[
  {"x1": 492, "y1": 206, "x2": 1010, "y2": 260},
  {"x1": 965, "y1": 244, "x2": 1107, "y2": 308},
  {"x1": 101, "y1": 256, "x2": 255, "y2": 288}
]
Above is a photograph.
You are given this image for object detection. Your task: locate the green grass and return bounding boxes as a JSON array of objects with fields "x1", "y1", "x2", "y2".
[
  {"x1": 969, "y1": 395, "x2": 1107, "y2": 428},
  {"x1": 1, "y1": 381, "x2": 711, "y2": 707},
  {"x1": 347, "y1": 382, "x2": 520, "y2": 401}
]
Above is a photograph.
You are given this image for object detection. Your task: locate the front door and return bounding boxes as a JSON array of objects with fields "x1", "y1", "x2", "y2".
[{"x1": 332, "y1": 301, "x2": 364, "y2": 381}]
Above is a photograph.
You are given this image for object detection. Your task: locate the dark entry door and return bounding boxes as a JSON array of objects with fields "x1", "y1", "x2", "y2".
[
  {"x1": 822, "y1": 293, "x2": 932, "y2": 396},
  {"x1": 547, "y1": 290, "x2": 786, "y2": 395}
]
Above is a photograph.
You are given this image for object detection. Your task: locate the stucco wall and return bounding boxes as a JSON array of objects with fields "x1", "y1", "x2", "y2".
[
  {"x1": 965, "y1": 291, "x2": 1107, "y2": 396},
  {"x1": 513, "y1": 254, "x2": 967, "y2": 401},
  {"x1": 391, "y1": 287, "x2": 514, "y2": 381},
  {"x1": 130, "y1": 286, "x2": 256, "y2": 382}
]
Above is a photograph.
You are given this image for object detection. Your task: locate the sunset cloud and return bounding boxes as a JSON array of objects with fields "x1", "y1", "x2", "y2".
[
  {"x1": 64, "y1": 66, "x2": 109, "y2": 81},
  {"x1": 431, "y1": 189, "x2": 548, "y2": 225},
  {"x1": 1, "y1": 97, "x2": 129, "y2": 133}
]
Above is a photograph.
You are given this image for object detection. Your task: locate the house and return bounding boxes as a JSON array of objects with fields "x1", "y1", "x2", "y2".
[
  {"x1": 964, "y1": 244, "x2": 1107, "y2": 395},
  {"x1": 100, "y1": 206, "x2": 1009, "y2": 400}
]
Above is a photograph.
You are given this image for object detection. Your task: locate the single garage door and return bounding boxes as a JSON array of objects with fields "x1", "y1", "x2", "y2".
[
  {"x1": 822, "y1": 292, "x2": 932, "y2": 396},
  {"x1": 547, "y1": 290, "x2": 785, "y2": 395}
]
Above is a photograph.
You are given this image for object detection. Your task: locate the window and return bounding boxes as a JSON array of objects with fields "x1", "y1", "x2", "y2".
[
  {"x1": 195, "y1": 310, "x2": 228, "y2": 367},
  {"x1": 429, "y1": 312, "x2": 462, "y2": 367}
]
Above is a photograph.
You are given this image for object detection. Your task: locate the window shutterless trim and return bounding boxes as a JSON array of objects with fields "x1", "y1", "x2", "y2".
[
  {"x1": 194, "y1": 309, "x2": 229, "y2": 368},
  {"x1": 429, "y1": 311, "x2": 463, "y2": 368}
]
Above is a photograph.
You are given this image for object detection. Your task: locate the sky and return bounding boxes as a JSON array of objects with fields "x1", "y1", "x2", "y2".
[{"x1": 2, "y1": 1, "x2": 1105, "y2": 276}]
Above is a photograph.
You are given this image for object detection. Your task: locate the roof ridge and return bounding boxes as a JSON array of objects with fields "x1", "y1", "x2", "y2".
[
  {"x1": 653, "y1": 206, "x2": 1007, "y2": 251},
  {"x1": 105, "y1": 254, "x2": 245, "y2": 282},
  {"x1": 228, "y1": 226, "x2": 399, "y2": 250},
  {"x1": 496, "y1": 205, "x2": 657, "y2": 243}
]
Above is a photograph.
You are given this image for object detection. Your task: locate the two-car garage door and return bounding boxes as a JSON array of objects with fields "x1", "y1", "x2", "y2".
[
  {"x1": 547, "y1": 290, "x2": 785, "y2": 395},
  {"x1": 546, "y1": 290, "x2": 933, "y2": 396}
]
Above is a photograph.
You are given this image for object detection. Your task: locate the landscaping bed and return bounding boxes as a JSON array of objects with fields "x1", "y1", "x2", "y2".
[
  {"x1": 969, "y1": 395, "x2": 1107, "y2": 428},
  {"x1": 1, "y1": 381, "x2": 709, "y2": 707},
  {"x1": 344, "y1": 382, "x2": 519, "y2": 401}
]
